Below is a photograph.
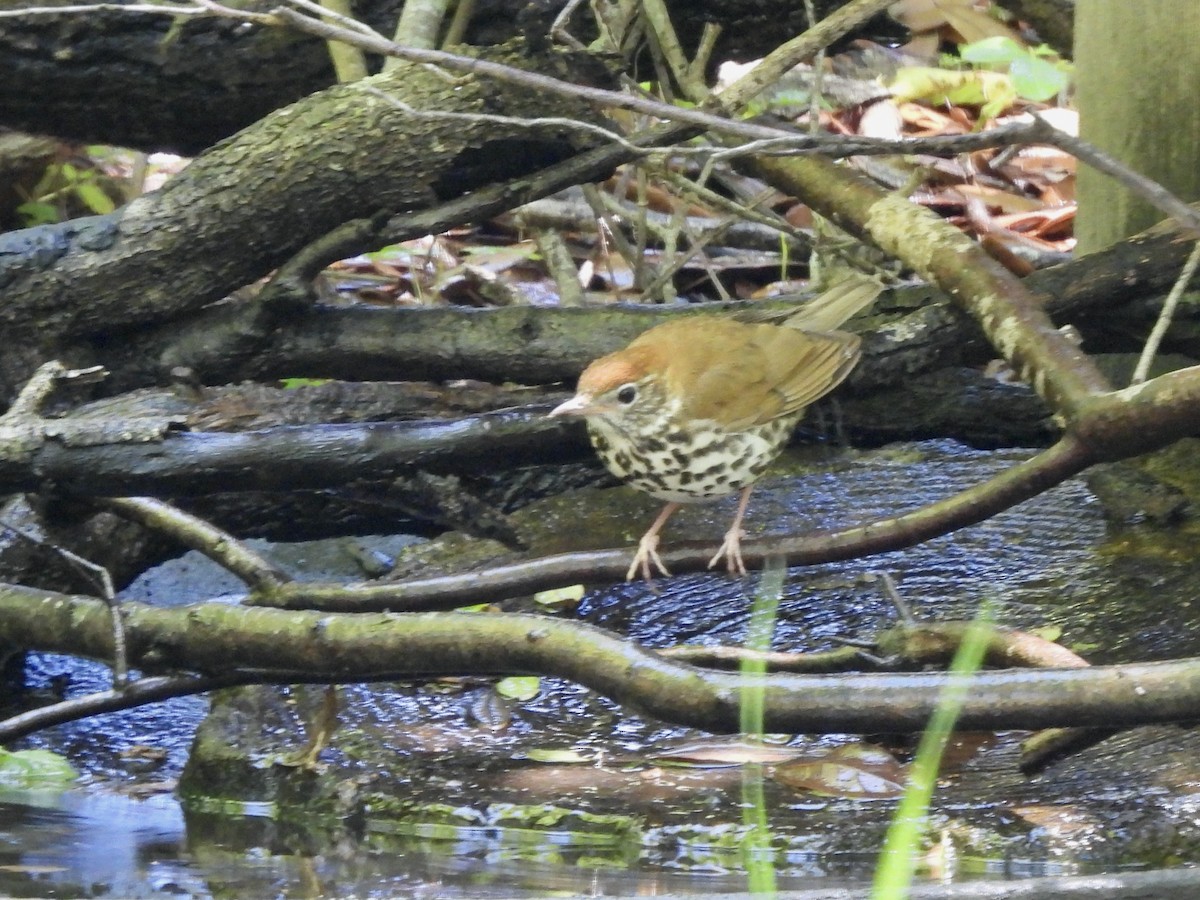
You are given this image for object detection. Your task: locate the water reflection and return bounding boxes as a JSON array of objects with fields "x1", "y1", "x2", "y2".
[
  {"x1": 0, "y1": 788, "x2": 832, "y2": 898},
  {"x1": 0, "y1": 789, "x2": 202, "y2": 898}
]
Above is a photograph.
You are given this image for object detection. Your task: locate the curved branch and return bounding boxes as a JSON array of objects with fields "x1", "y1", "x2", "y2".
[
  {"x1": 262, "y1": 435, "x2": 1094, "y2": 610},
  {"x1": 749, "y1": 154, "x2": 1114, "y2": 417},
  {"x1": 98, "y1": 497, "x2": 292, "y2": 590},
  {"x1": 0, "y1": 672, "x2": 255, "y2": 741},
  {"x1": 5, "y1": 586, "x2": 1200, "y2": 735}
]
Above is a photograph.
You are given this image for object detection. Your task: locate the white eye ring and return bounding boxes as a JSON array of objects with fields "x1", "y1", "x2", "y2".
[{"x1": 616, "y1": 384, "x2": 638, "y2": 404}]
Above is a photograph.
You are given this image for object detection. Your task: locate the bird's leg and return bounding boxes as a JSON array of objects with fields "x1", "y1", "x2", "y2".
[
  {"x1": 708, "y1": 486, "x2": 754, "y2": 576},
  {"x1": 628, "y1": 502, "x2": 681, "y2": 581}
]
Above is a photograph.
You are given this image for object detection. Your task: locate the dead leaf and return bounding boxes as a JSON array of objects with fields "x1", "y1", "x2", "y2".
[{"x1": 773, "y1": 744, "x2": 908, "y2": 798}]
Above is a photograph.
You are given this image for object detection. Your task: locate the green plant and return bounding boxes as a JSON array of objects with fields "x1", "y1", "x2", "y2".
[
  {"x1": 18, "y1": 161, "x2": 118, "y2": 226},
  {"x1": 870, "y1": 610, "x2": 994, "y2": 898},
  {"x1": 739, "y1": 560, "x2": 786, "y2": 895},
  {"x1": 958, "y1": 37, "x2": 1071, "y2": 103}
]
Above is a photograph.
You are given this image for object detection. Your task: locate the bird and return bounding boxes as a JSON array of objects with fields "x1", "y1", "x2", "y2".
[{"x1": 549, "y1": 276, "x2": 879, "y2": 581}]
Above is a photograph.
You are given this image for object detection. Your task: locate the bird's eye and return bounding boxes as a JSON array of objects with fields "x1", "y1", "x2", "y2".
[{"x1": 616, "y1": 384, "x2": 638, "y2": 405}]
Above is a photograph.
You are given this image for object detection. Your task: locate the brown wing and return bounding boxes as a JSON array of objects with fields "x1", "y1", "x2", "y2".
[
  {"x1": 730, "y1": 274, "x2": 881, "y2": 330},
  {"x1": 655, "y1": 318, "x2": 862, "y2": 430}
]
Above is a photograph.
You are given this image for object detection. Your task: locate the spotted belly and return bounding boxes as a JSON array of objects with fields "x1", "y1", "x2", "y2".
[{"x1": 587, "y1": 417, "x2": 797, "y2": 503}]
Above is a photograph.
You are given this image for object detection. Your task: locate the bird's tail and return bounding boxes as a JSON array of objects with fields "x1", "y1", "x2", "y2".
[{"x1": 783, "y1": 272, "x2": 882, "y2": 332}]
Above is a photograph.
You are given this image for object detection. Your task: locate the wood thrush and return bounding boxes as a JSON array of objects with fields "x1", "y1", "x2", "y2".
[{"x1": 550, "y1": 276, "x2": 880, "y2": 581}]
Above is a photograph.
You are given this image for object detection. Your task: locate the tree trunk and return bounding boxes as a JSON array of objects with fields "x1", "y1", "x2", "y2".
[
  {"x1": 0, "y1": 0, "x2": 899, "y2": 152},
  {"x1": 1074, "y1": 0, "x2": 1200, "y2": 253},
  {"x1": 0, "y1": 42, "x2": 610, "y2": 396}
]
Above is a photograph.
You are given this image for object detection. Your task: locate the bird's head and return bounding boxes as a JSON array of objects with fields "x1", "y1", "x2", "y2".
[{"x1": 548, "y1": 345, "x2": 670, "y2": 430}]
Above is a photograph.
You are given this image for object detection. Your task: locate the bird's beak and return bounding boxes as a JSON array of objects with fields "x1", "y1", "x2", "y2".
[{"x1": 548, "y1": 394, "x2": 593, "y2": 418}]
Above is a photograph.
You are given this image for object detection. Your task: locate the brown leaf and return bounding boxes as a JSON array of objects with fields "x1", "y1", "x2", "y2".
[{"x1": 773, "y1": 744, "x2": 908, "y2": 798}]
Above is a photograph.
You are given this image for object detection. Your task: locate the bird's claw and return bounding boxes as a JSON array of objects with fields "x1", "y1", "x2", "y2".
[
  {"x1": 707, "y1": 528, "x2": 748, "y2": 577},
  {"x1": 627, "y1": 533, "x2": 671, "y2": 582}
]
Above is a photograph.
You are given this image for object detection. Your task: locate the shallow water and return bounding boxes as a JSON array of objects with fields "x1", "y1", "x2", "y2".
[{"x1": 6, "y1": 441, "x2": 1200, "y2": 897}]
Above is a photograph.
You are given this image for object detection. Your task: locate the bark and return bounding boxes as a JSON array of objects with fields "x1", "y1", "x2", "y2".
[
  {"x1": 1000, "y1": 0, "x2": 1074, "y2": 55},
  {"x1": 0, "y1": 0, "x2": 900, "y2": 152},
  {"x1": 0, "y1": 401, "x2": 584, "y2": 496},
  {"x1": 1, "y1": 209, "x2": 1195, "y2": 508},
  {"x1": 6, "y1": 588, "x2": 1200, "y2": 734},
  {"x1": 0, "y1": 41, "x2": 612, "y2": 397},
  {"x1": 0, "y1": 370, "x2": 1051, "y2": 500},
  {"x1": 4, "y1": 199, "x2": 1192, "y2": 402},
  {"x1": 1075, "y1": 1, "x2": 1200, "y2": 253}
]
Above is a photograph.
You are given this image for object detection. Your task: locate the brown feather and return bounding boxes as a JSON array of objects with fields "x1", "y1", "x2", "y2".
[
  {"x1": 573, "y1": 279, "x2": 868, "y2": 428},
  {"x1": 629, "y1": 318, "x2": 860, "y2": 429}
]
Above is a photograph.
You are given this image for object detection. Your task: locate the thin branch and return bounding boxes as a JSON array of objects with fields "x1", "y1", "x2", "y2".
[
  {"x1": 710, "y1": 0, "x2": 895, "y2": 113},
  {"x1": 0, "y1": 519, "x2": 128, "y2": 688},
  {"x1": 97, "y1": 497, "x2": 292, "y2": 592},
  {"x1": 1131, "y1": 240, "x2": 1200, "y2": 384},
  {"x1": 359, "y1": 86, "x2": 649, "y2": 155},
  {"x1": 269, "y1": 5, "x2": 794, "y2": 143},
  {"x1": 318, "y1": 0, "x2": 369, "y2": 81},
  {"x1": 1028, "y1": 115, "x2": 1200, "y2": 238},
  {"x1": 259, "y1": 436, "x2": 1095, "y2": 612},
  {"x1": 441, "y1": 0, "x2": 474, "y2": 47},
  {"x1": 278, "y1": 0, "x2": 384, "y2": 35},
  {"x1": 0, "y1": 2, "x2": 203, "y2": 14},
  {"x1": 0, "y1": 672, "x2": 254, "y2": 742},
  {"x1": 8, "y1": 0, "x2": 1200, "y2": 247},
  {"x1": 9, "y1": 0, "x2": 1200, "y2": 246},
  {"x1": 639, "y1": 0, "x2": 708, "y2": 103}
]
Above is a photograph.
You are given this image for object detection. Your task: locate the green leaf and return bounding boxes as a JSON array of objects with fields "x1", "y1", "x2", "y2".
[
  {"x1": 0, "y1": 749, "x2": 78, "y2": 788},
  {"x1": 1010, "y1": 55, "x2": 1070, "y2": 101},
  {"x1": 960, "y1": 36, "x2": 1026, "y2": 65},
  {"x1": 533, "y1": 584, "x2": 584, "y2": 607},
  {"x1": 525, "y1": 748, "x2": 592, "y2": 764},
  {"x1": 17, "y1": 201, "x2": 61, "y2": 226},
  {"x1": 74, "y1": 181, "x2": 116, "y2": 215},
  {"x1": 495, "y1": 676, "x2": 540, "y2": 701}
]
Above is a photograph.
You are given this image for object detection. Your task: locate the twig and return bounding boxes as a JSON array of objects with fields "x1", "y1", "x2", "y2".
[
  {"x1": 639, "y1": 0, "x2": 708, "y2": 103},
  {"x1": 548, "y1": 0, "x2": 588, "y2": 50},
  {"x1": 1028, "y1": 115, "x2": 1200, "y2": 238},
  {"x1": 0, "y1": 520, "x2": 128, "y2": 688},
  {"x1": 318, "y1": 0, "x2": 369, "y2": 81},
  {"x1": 710, "y1": 0, "x2": 895, "y2": 113},
  {"x1": 0, "y1": 2, "x2": 202, "y2": 14},
  {"x1": 97, "y1": 497, "x2": 292, "y2": 592},
  {"x1": 1130, "y1": 240, "x2": 1200, "y2": 385},
  {"x1": 254, "y1": 437, "x2": 1096, "y2": 612},
  {"x1": 0, "y1": 672, "x2": 254, "y2": 742},
  {"x1": 383, "y1": 0, "x2": 451, "y2": 62},
  {"x1": 10, "y1": 0, "x2": 1200, "y2": 246},
  {"x1": 359, "y1": 86, "x2": 645, "y2": 154},
  {"x1": 275, "y1": 0, "x2": 380, "y2": 35},
  {"x1": 876, "y1": 572, "x2": 916, "y2": 624},
  {"x1": 441, "y1": 0, "x2": 474, "y2": 48}
]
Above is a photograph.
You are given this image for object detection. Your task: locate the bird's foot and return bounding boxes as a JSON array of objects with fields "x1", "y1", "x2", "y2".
[
  {"x1": 627, "y1": 533, "x2": 671, "y2": 582},
  {"x1": 707, "y1": 528, "x2": 748, "y2": 576}
]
